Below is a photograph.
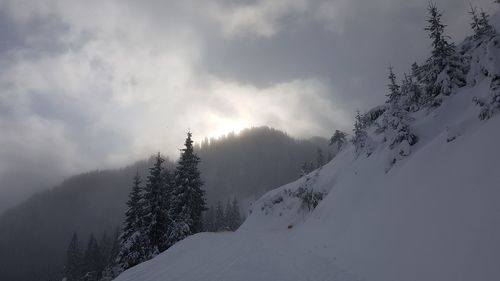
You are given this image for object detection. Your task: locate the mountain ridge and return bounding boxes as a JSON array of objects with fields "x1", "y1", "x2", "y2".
[{"x1": 0, "y1": 126, "x2": 331, "y2": 281}]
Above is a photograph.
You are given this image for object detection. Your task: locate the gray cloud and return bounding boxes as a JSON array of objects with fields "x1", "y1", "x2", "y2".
[{"x1": 0, "y1": 0, "x2": 497, "y2": 212}]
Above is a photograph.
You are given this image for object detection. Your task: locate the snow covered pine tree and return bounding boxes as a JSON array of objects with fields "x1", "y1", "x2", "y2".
[
  {"x1": 329, "y1": 130, "x2": 347, "y2": 151},
  {"x1": 420, "y1": 2, "x2": 466, "y2": 107},
  {"x1": 169, "y1": 132, "x2": 207, "y2": 244},
  {"x1": 352, "y1": 111, "x2": 369, "y2": 156},
  {"x1": 381, "y1": 66, "x2": 417, "y2": 169},
  {"x1": 117, "y1": 172, "x2": 147, "y2": 270},
  {"x1": 143, "y1": 153, "x2": 172, "y2": 256}
]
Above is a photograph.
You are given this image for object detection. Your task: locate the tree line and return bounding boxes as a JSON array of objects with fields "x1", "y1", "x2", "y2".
[
  {"x1": 203, "y1": 198, "x2": 243, "y2": 232},
  {"x1": 63, "y1": 230, "x2": 120, "y2": 281},
  {"x1": 63, "y1": 132, "x2": 208, "y2": 281},
  {"x1": 330, "y1": 1, "x2": 499, "y2": 170},
  {"x1": 299, "y1": 148, "x2": 333, "y2": 176}
]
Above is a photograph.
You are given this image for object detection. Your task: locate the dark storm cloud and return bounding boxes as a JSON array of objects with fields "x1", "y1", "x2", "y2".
[{"x1": 0, "y1": 0, "x2": 497, "y2": 212}]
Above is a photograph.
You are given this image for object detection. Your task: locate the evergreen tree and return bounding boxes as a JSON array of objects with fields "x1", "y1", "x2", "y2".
[
  {"x1": 352, "y1": 111, "x2": 368, "y2": 155},
  {"x1": 382, "y1": 105, "x2": 417, "y2": 150},
  {"x1": 421, "y1": 2, "x2": 466, "y2": 106},
  {"x1": 380, "y1": 67, "x2": 418, "y2": 168},
  {"x1": 329, "y1": 130, "x2": 347, "y2": 150},
  {"x1": 214, "y1": 201, "x2": 225, "y2": 231},
  {"x1": 469, "y1": 5, "x2": 494, "y2": 38},
  {"x1": 101, "y1": 228, "x2": 121, "y2": 280},
  {"x1": 64, "y1": 232, "x2": 83, "y2": 281},
  {"x1": 425, "y1": 2, "x2": 453, "y2": 63},
  {"x1": 469, "y1": 5, "x2": 482, "y2": 36},
  {"x1": 316, "y1": 148, "x2": 325, "y2": 168},
  {"x1": 203, "y1": 206, "x2": 215, "y2": 232},
  {"x1": 228, "y1": 198, "x2": 242, "y2": 231},
  {"x1": 411, "y1": 62, "x2": 423, "y2": 82},
  {"x1": 224, "y1": 199, "x2": 232, "y2": 228},
  {"x1": 170, "y1": 132, "x2": 207, "y2": 243},
  {"x1": 386, "y1": 65, "x2": 401, "y2": 104},
  {"x1": 117, "y1": 172, "x2": 147, "y2": 269},
  {"x1": 143, "y1": 153, "x2": 172, "y2": 255},
  {"x1": 474, "y1": 75, "x2": 500, "y2": 120},
  {"x1": 109, "y1": 228, "x2": 120, "y2": 267},
  {"x1": 100, "y1": 232, "x2": 111, "y2": 266},
  {"x1": 478, "y1": 10, "x2": 494, "y2": 36},
  {"x1": 400, "y1": 73, "x2": 422, "y2": 112},
  {"x1": 83, "y1": 234, "x2": 104, "y2": 278}
]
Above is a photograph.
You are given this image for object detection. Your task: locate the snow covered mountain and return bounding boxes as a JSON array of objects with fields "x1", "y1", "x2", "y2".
[{"x1": 113, "y1": 11, "x2": 500, "y2": 281}]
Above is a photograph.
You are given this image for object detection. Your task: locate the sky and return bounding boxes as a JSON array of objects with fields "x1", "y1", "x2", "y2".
[{"x1": 0, "y1": 0, "x2": 497, "y2": 213}]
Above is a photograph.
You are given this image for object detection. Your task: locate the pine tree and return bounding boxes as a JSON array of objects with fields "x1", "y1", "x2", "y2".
[
  {"x1": 202, "y1": 206, "x2": 215, "y2": 232},
  {"x1": 469, "y1": 5, "x2": 494, "y2": 39},
  {"x1": 100, "y1": 232, "x2": 111, "y2": 266},
  {"x1": 229, "y1": 198, "x2": 242, "y2": 231},
  {"x1": 352, "y1": 111, "x2": 368, "y2": 155},
  {"x1": 478, "y1": 10, "x2": 494, "y2": 36},
  {"x1": 101, "y1": 228, "x2": 121, "y2": 280},
  {"x1": 469, "y1": 5, "x2": 481, "y2": 35},
  {"x1": 83, "y1": 234, "x2": 104, "y2": 279},
  {"x1": 316, "y1": 148, "x2": 324, "y2": 168},
  {"x1": 400, "y1": 73, "x2": 422, "y2": 112},
  {"x1": 109, "y1": 228, "x2": 120, "y2": 266},
  {"x1": 117, "y1": 172, "x2": 147, "y2": 270},
  {"x1": 214, "y1": 201, "x2": 225, "y2": 231},
  {"x1": 64, "y1": 232, "x2": 83, "y2": 281},
  {"x1": 381, "y1": 67, "x2": 418, "y2": 167},
  {"x1": 411, "y1": 62, "x2": 423, "y2": 82},
  {"x1": 474, "y1": 75, "x2": 500, "y2": 120},
  {"x1": 421, "y1": 2, "x2": 466, "y2": 106},
  {"x1": 329, "y1": 130, "x2": 347, "y2": 150},
  {"x1": 425, "y1": 2, "x2": 453, "y2": 62},
  {"x1": 143, "y1": 153, "x2": 172, "y2": 255},
  {"x1": 386, "y1": 65, "x2": 401, "y2": 104},
  {"x1": 383, "y1": 105, "x2": 417, "y2": 149},
  {"x1": 224, "y1": 199, "x2": 232, "y2": 229},
  {"x1": 170, "y1": 132, "x2": 207, "y2": 243}
]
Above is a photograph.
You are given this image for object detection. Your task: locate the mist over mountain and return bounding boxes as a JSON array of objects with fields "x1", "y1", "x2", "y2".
[
  {"x1": 0, "y1": 163, "x2": 150, "y2": 281},
  {"x1": 197, "y1": 126, "x2": 332, "y2": 207},
  {"x1": 0, "y1": 126, "x2": 332, "y2": 281}
]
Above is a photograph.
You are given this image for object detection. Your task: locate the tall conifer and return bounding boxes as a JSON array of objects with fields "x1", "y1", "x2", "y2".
[
  {"x1": 171, "y1": 132, "x2": 207, "y2": 241},
  {"x1": 117, "y1": 172, "x2": 147, "y2": 269}
]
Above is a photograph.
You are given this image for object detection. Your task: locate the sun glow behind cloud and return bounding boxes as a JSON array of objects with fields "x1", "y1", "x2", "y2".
[{"x1": 204, "y1": 114, "x2": 252, "y2": 140}]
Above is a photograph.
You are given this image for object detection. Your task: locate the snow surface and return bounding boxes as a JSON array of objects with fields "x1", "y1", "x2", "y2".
[
  {"x1": 114, "y1": 23, "x2": 500, "y2": 281},
  {"x1": 114, "y1": 82, "x2": 500, "y2": 281}
]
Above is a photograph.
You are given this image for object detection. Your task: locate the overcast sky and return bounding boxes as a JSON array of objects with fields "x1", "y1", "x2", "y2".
[{"x1": 0, "y1": 0, "x2": 497, "y2": 213}]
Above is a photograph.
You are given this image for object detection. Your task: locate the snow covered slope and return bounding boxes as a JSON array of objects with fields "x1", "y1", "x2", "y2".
[{"x1": 114, "y1": 20, "x2": 500, "y2": 281}]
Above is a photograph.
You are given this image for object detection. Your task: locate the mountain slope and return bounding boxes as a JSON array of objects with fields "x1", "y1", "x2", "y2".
[
  {"x1": 113, "y1": 21, "x2": 500, "y2": 281},
  {"x1": 115, "y1": 82, "x2": 500, "y2": 281}
]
